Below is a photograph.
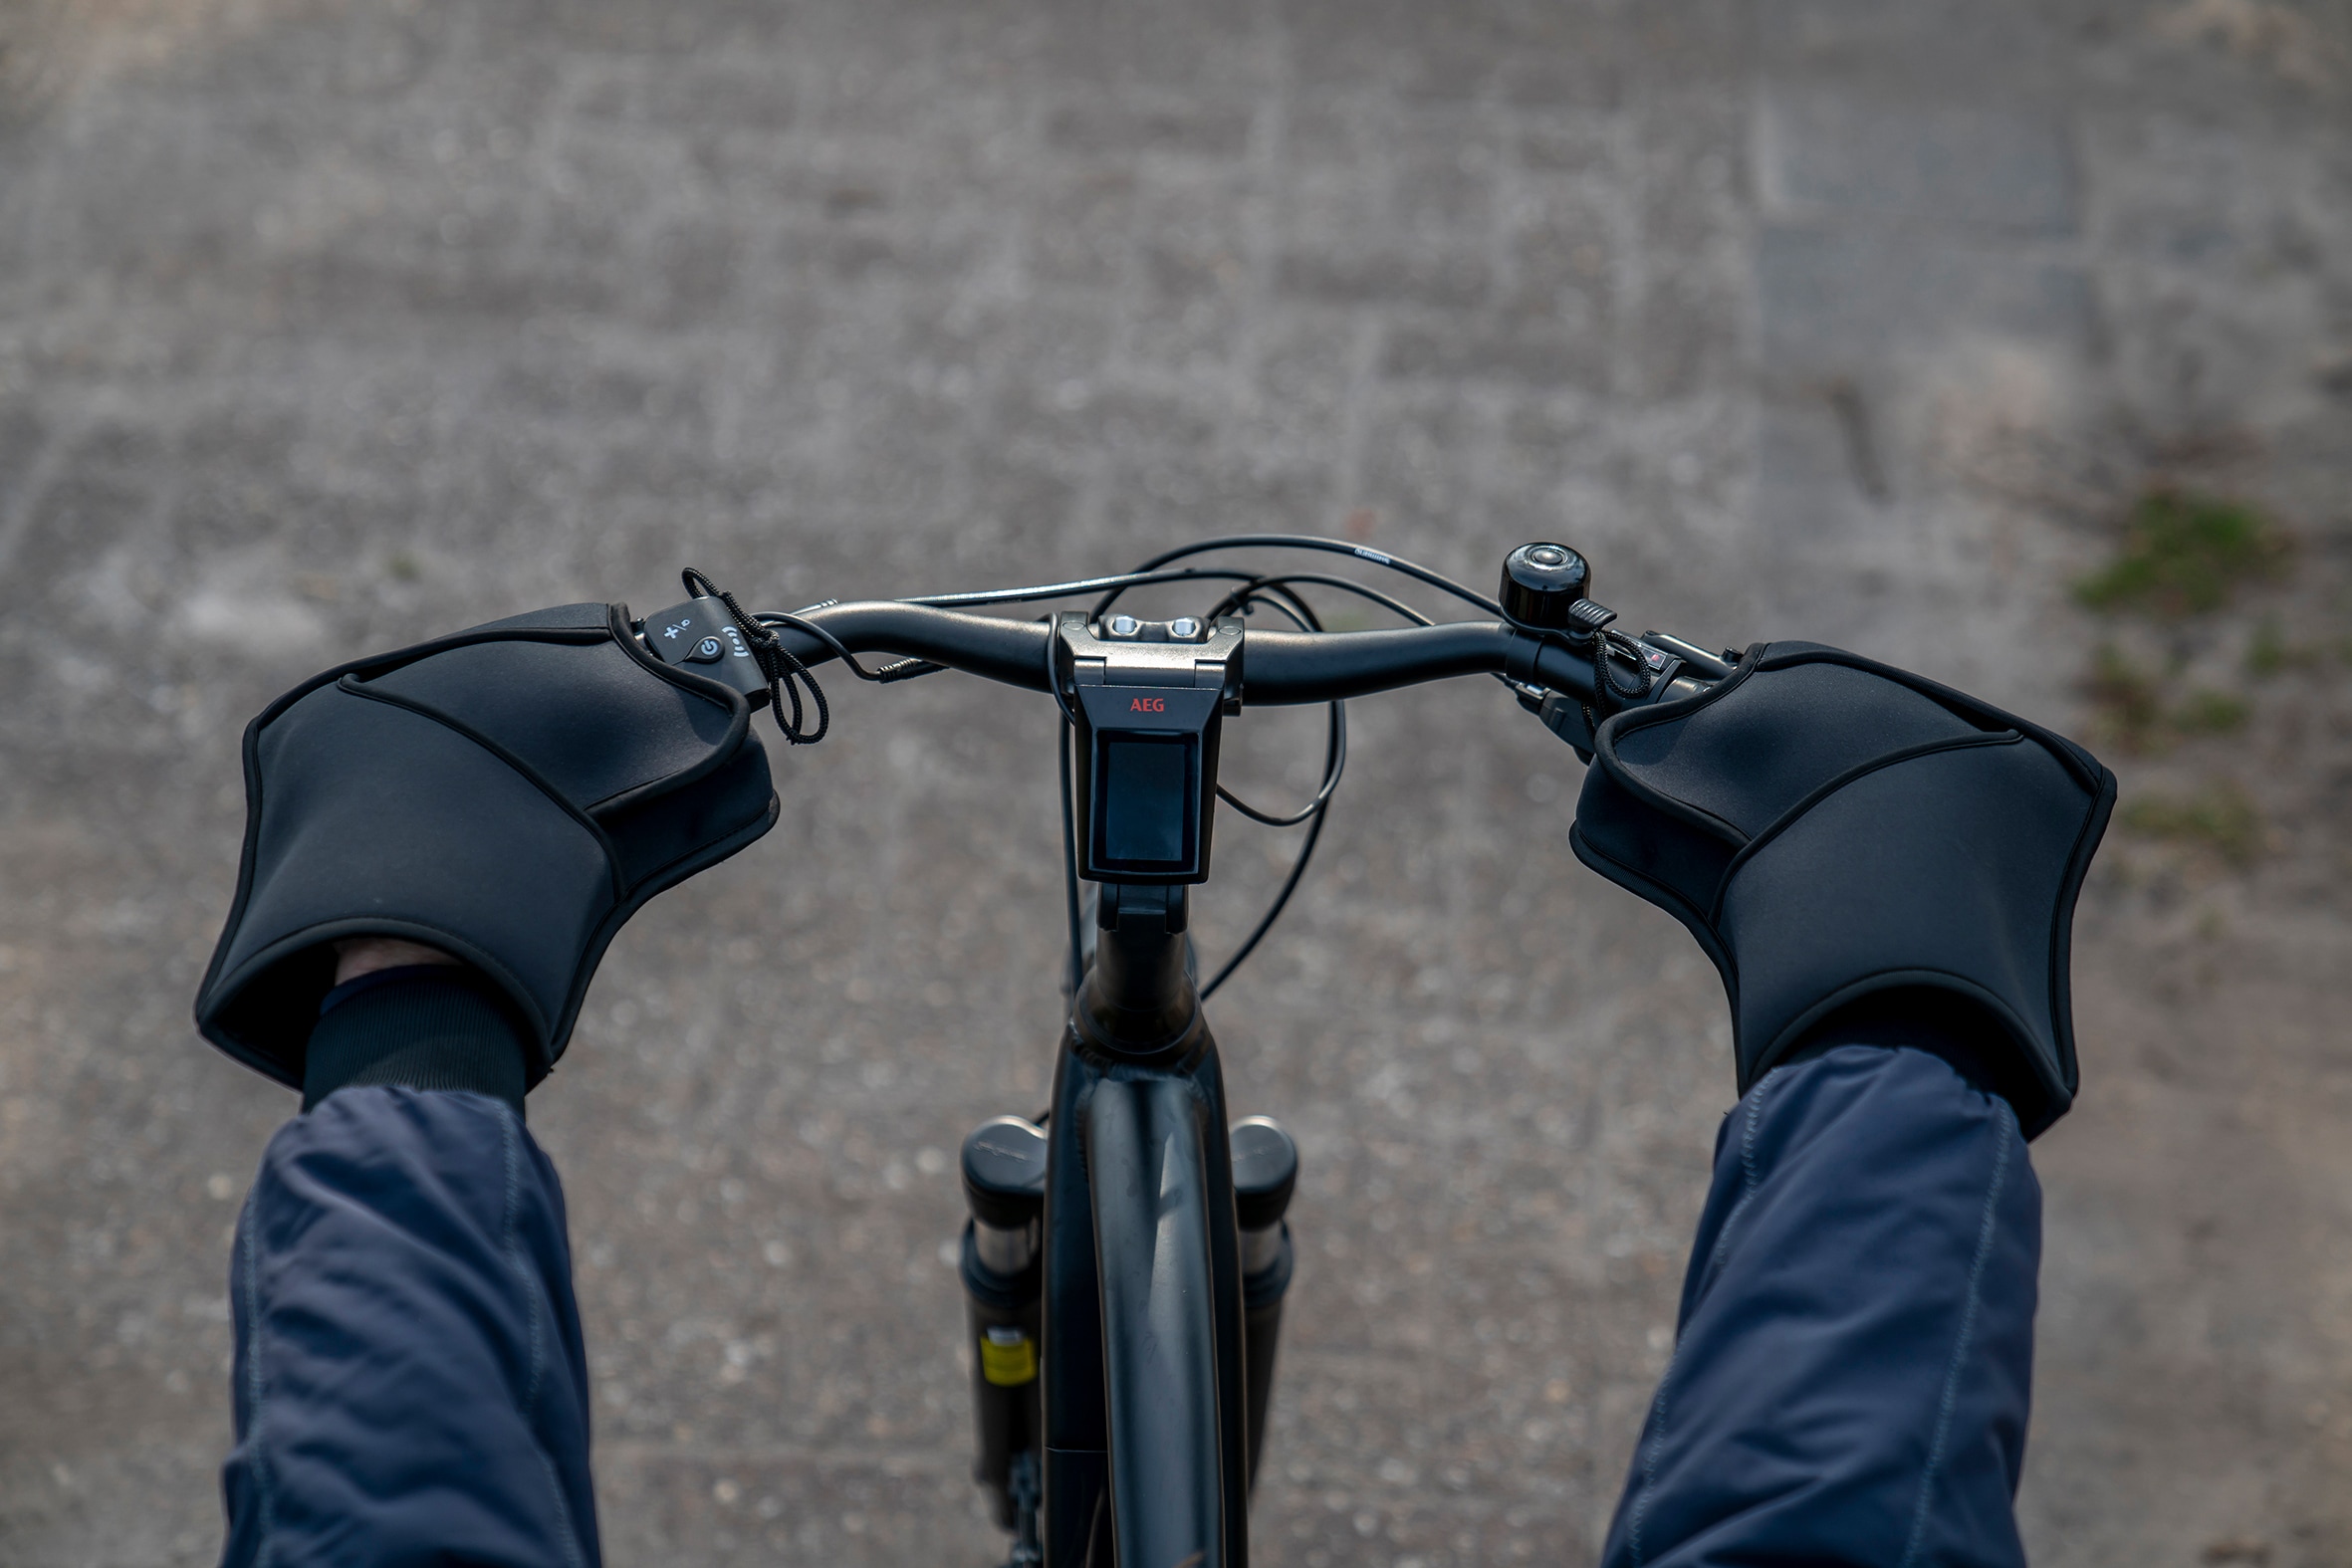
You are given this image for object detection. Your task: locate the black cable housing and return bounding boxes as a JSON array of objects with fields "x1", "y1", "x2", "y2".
[
  {"x1": 1192, "y1": 575, "x2": 1348, "y2": 1002},
  {"x1": 683, "y1": 566, "x2": 832, "y2": 744}
]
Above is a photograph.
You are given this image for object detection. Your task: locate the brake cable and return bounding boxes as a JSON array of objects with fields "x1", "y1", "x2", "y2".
[
  {"x1": 1192, "y1": 576, "x2": 1349, "y2": 1001},
  {"x1": 1091, "y1": 534, "x2": 1505, "y2": 620},
  {"x1": 682, "y1": 567, "x2": 834, "y2": 745},
  {"x1": 703, "y1": 540, "x2": 1560, "y2": 996},
  {"x1": 914, "y1": 565, "x2": 1289, "y2": 609},
  {"x1": 1200, "y1": 577, "x2": 1347, "y2": 827}
]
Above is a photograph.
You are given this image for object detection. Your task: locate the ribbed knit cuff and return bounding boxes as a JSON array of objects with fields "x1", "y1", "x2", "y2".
[{"x1": 302, "y1": 970, "x2": 530, "y2": 1115}]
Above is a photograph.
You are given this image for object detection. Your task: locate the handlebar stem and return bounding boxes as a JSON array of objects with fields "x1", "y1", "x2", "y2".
[{"x1": 1079, "y1": 883, "x2": 1201, "y2": 1059}]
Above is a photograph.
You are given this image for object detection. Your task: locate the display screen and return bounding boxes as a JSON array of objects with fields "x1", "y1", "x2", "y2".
[{"x1": 1094, "y1": 733, "x2": 1196, "y2": 870}]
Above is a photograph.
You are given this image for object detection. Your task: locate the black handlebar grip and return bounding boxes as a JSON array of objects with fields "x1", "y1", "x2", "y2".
[
  {"x1": 1236, "y1": 623, "x2": 1527, "y2": 705},
  {"x1": 765, "y1": 602, "x2": 1058, "y2": 691},
  {"x1": 1235, "y1": 622, "x2": 1620, "y2": 707}
]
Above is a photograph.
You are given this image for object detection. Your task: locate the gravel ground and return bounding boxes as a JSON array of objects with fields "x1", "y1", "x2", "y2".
[{"x1": 1, "y1": 0, "x2": 2348, "y2": 1562}]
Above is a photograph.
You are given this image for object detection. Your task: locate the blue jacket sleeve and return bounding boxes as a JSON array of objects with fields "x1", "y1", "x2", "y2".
[
  {"x1": 221, "y1": 1086, "x2": 601, "y2": 1568},
  {"x1": 1602, "y1": 1044, "x2": 2040, "y2": 1568}
]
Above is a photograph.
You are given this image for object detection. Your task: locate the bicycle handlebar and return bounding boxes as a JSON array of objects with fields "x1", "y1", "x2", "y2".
[
  {"x1": 742, "y1": 599, "x2": 1691, "y2": 708},
  {"x1": 1242, "y1": 623, "x2": 1589, "y2": 705},
  {"x1": 636, "y1": 551, "x2": 1725, "y2": 1008},
  {"x1": 766, "y1": 601, "x2": 1058, "y2": 692}
]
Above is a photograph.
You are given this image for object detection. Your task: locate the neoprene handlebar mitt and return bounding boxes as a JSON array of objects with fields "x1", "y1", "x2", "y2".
[
  {"x1": 1569, "y1": 641, "x2": 2115, "y2": 1137},
  {"x1": 194, "y1": 602, "x2": 779, "y2": 1092}
]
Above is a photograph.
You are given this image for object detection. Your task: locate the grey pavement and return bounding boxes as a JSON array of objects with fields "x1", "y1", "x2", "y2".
[{"x1": 2, "y1": 0, "x2": 2350, "y2": 1562}]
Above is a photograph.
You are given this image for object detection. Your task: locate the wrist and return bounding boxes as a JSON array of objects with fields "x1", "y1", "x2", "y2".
[{"x1": 333, "y1": 937, "x2": 465, "y2": 987}]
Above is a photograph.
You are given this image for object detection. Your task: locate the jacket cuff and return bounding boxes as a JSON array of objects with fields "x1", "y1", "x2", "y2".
[
  {"x1": 302, "y1": 971, "x2": 530, "y2": 1115},
  {"x1": 1783, "y1": 988, "x2": 2039, "y2": 1127}
]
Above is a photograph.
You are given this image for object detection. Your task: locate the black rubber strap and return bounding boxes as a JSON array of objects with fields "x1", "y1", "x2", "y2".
[{"x1": 302, "y1": 970, "x2": 531, "y2": 1115}]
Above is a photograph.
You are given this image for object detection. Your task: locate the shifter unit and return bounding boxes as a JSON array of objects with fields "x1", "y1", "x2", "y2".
[{"x1": 638, "y1": 596, "x2": 769, "y2": 697}]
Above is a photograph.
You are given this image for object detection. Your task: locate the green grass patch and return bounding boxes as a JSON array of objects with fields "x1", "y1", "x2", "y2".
[
  {"x1": 2118, "y1": 781, "x2": 2264, "y2": 865},
  {"x1": 2085, "y1": 647, "x2": 2254, "y2": 751},
  {"x1": 2246, "y1": 616, "x2": 2291, "y2": 675},
  {"x1": 2085, "y1": 644, "x2": 2165, "y2": 751},
  {"x1": 2245, "y1": 615, "x2": 2335, "y2": 676},
  {"x1": 2174, "y1": 689, "x2": 2250, "y2": 734},
  {"x1": 2074, "y1": 487, "x2": 2290, "y2": 617}
]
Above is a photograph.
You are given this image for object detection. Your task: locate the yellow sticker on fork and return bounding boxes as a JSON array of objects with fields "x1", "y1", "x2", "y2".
[{"x1": 981, "y1": 1326, "x2": 1037, "y2": 1387}]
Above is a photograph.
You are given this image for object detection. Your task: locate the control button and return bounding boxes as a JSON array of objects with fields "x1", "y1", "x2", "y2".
[
  {"x1": 1108, "y1": 614, "x2": 1141, "y2": 638},
  {"x1": 1168, "y1": 616, "x2": 1201, "y2": 640},
  {"x1": 638, "y1": 598, "x2": 773, "y2": 694}
]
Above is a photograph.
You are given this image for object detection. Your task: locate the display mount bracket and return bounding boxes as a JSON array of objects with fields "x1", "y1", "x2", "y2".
[{"x1": 1055, "y1": 611, "x2": 1244, "y2": 886}]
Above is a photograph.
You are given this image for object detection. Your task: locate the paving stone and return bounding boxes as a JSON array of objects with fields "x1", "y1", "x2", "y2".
[
  {"x1": 1046, "y1": 97, "x2": 1258, "y2": 162},
  {"x1": 1759, "y1": 89, "x2": 2080, "y2": 236},
  {"x1": 1383, "y1": 320, "x2": 1608, "y2": 392},
  {"x1": 1757, "y1": 224, "x2": 2099, "y2": 374},
  {"x1": 1277, "y1": 246, "x2": 1495, "y2": 311},
  {"x1": 1751, "y1": 0, "x2": 2073, "y2": 97}
]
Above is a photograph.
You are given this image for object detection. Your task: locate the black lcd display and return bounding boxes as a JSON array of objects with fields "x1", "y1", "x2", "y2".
[{"x1": 1093, "y1": 732, "x2": 1197, "y2": 871}]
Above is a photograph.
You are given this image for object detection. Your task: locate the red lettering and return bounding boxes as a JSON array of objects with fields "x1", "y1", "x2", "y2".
[{"x1": 1129, "y1": 697, "x2": 1166, "y2": 713}]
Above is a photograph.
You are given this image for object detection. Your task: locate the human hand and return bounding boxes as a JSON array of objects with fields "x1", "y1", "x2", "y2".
[{"x1": 333, "y1": 937, "x2": 464, "y2": 986}]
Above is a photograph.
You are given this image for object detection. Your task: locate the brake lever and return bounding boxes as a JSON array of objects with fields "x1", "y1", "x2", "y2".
[
  {"x1": 1494, "y1": 542, "x2": 1738, "y2": 765},
  {"x1": 1516, "y1": 630, "x2": 1731, "y2": 763}
]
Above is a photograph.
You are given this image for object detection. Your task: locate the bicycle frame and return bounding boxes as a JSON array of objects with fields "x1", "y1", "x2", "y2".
[{"x1": 1037, "y1": 880, "x2": 1249, "y2": 1566}]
